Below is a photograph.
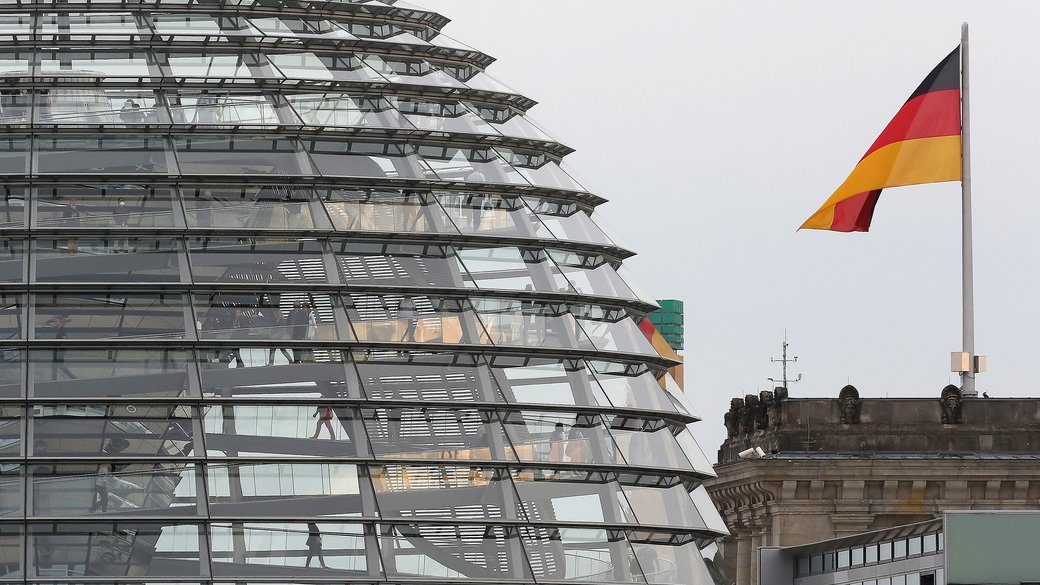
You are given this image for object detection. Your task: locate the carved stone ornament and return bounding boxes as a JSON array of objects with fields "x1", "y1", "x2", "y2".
[
  {"x1": 940, "y1": 384, "x2": 963, "y2": 424},
  {"x1": 838, "y1": 385, "x2": 861, "y2": 425},
  {"x1": 756, "y1": 391, "x2": 773, "y2": 430},
  {"x1": 741, "y1": 394, "x2": 759, "y2": 433},
  {"x1": 724, "y1": 398, "x2": 744, "y2": 437}
]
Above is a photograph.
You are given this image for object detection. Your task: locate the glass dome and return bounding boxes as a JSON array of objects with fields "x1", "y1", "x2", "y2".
[{"x1": 0, "y1": 0, "x2": 726, "y2": 583}]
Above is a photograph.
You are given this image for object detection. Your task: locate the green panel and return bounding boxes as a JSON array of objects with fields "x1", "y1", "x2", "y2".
[{"x1": 946, "y1": 511, "x2": 1040, "y2": 583}]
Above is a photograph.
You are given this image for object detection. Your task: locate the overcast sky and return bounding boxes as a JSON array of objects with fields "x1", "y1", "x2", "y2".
[{"x1": 417, "y1": 0, "x2": 1040, "y2": 454}]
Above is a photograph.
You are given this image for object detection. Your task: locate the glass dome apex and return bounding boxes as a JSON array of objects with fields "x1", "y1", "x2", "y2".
[{"x1": 0, "y1": 1, "x2": 728, "y2": 584}]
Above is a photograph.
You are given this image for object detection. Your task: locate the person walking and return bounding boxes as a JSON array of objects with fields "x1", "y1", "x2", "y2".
[
  {"x1": 266, "y1": 309, "x2": 293, "y2": 365},
  {"x1": 288, "y1": 301, "x2": 309, "y2": 363},
  {"x1": 304, "y1": 523, "x2": 328, "y2": 568},
  {"x1": 310, "y1": 405, "x2": 335, "y2": 440},
  {"x1": 90, "y1": 462, "x2": 113, "y2": 512}
]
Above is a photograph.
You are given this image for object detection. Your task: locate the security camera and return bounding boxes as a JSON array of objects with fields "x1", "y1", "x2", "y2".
[{"x1": 737, "y1": 447, "x2": 766, "y2": 459}]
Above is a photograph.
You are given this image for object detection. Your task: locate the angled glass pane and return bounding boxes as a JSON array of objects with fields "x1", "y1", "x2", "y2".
[
  {"x1": 33, "y1": 237, "x2": 182, "y2": 283},
  {"x1": 163, "y1": 51, "x2": 276, "y2": 81},
  {"x1": 416, "y1": 144, "x2": 526, "y2": 184},
  {"x1": 0, "y1": 136, "x2": 27, "y2": 174},
  {"x1": 151, "y1": 13, "x2": 245, "y2": 37},
  {"x1": 455, "y1": 246, "x2": 569, "y2": 292},
  {"x1": 501, "y1": 411, "x2": 625, "y2": 467},
  {"x1": 394, "y1": 96, "x2": 496, "y2": 134},
  {"x1": 352, "y1": 351, "x2": 504, "y2": 403},
  {"x1": 0, "y1": 467, "x2": 20, "y2": 516},
  {"x1": 206, "y1": 462, "x2": 363, "y2": 516},
  {"x1": 33, "y1": 184, "x2": 178, "y2": 228},
  {"x1": 588, "y1": 362, "x2": 680, "y2": 415},
  {"x1": 194, "y1": 292, "x2": 347, "y2": 344},
  {"x1": 0, "y1": 406, "x2": 21, "y2": 457},
  {"x1": 362, "y1": 407, "x2": 513, "y2": 461},
  {"x1": 0, "y1": 525, "x2": 19, "y2": 578},
  {"x1": 29, "y1": 522, "x2": 202, "y2": 577},
  {"x1": 166, "y1": 90, "x2": 296, "y2": 126},
  {"x1": 203, "y1": 404, "x2": 363, "y2": 457},
  {"x1": 37, "y1": 88, "x2": 162, "y2": 125},
  {"x1": 690, "y1": 486, "x2": 729, "y2": 534},
  {"x1": 674, "y1": 429, "x2": 716, "y2": 478},
  {"x1": 0, "y1": 186, "x2": 25, "y2": 228},
  {"x1": 525, "y1": 197, "x2": 617, "y2": 246},
  {"x1": 345, "y1": 293, "x2": 489, "y2": 345},
  {"x1": 550, "y1": 250, "x2": 639, "y2": 300},
  {"x1": 0, "y1": 295, "x2": 21, "y2": 341},
  {"x1": 576, "y1": 311, "x2": 658, "y2": 355},
  {"x1": 288, "y1": 94, "x2": 409, "y2": 129},
  {"x1": 630, "y1": 540, "x2": 717, "y2": 585},
  {"x1": 199, "y1": 348, "x2": 356, "y2": 399},
  {"x1": 519, "y1": 526, "x2": 638, "y2": 583},
  {"x1": 187, "y1": 237, "x2": 328, "y2": 284},
  {"x1": 30, "y1": 348, "x2": 194, "y2": 399},
  {"x1": 0, "y1": 239, "x2": 22, "y2": 283},
  {"x1": 489, "y1": 357, "x2": 603, "y2": 407},
  {"x1": 380, "y1": 523, "x2": 531, "y2": 580},
  {"x1": 248, "y1": 16, "x2": 353, "y2": 39},
  {"x1": 39, "y1": 11, "x2": 144, "y2": 40},
  {"x1": 435, "y1": 191, "x2": 552, "y2": 237},
  {"x1": 268, "y1": 52, "x2": 386, "y2": 83},
  {"x1": 372, "y1": 464, "x2": 520, "y2": 520},
  {"x1": 35, "y1": 135, "x2": 168, "y2": 174},
  {"x1": 210, "y1": 522, "x2": 375, "y2": 577},
  {"x1": 620, "y1": 481, "x2": 708, "y2": 530},
  {"x1": 606, "y1": 417, "x2": 693, "y2": 472},
  {"x1": 31, "y1": 404, "x2": 196, "y2": 458},
  {"x1": 323, "y1": 189, "x2": 454, "y2": 233},
  {"x1": 33, "y1": 293, "x2": 188, "y2": 340},
  {"x1": 466, "y1": 103, "x2": 554, "y2": 142},
  {"x1": 39, "y1": 50, "x2": 152, "y2": 78},
  {"x1": 497, "y1": 147, "x2": 585, "y2": 191},
  {"x1": 363, "y1": 54, "x2": 466, "y2": 88},
  {"x1": 183, "y1": 185, "x2": 323, "y2": 230},
  {"x1": 174, "y1": 136, "x2": 311, "y2": 175},
  {"x1": 0, "y1": 14, "x2": 29, "y2": 40},
  {"x1": 449, "y1": 66, "x2": 521, "y2": 96},
  {"x1": 306, "y1": 139, "x2": 435, "y2": 179},
  {"x1": 512, "y1": 471, "x2": 635, "y2": 525},
  {"x1": 0, "y1": 349, "x2": 21, "y2": 398},
  {"x1": 334, "y1": 241, "x2": 466, "y2": 287},
  {"x1": 32, "y1": 462, "x2": 198, "y2": 516},
  {"x1": 471, "y1": 298, "x2": 596, "y2": 351}
]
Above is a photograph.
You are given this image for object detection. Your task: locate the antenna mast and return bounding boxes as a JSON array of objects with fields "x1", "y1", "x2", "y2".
[{"x1": 769, "y1": 331, "x2": 802, "y2": 389}]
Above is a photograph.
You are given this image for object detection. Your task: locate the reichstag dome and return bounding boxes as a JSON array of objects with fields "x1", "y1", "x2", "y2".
[{"x1": 0, "y1": 0, "x2": 726, "y2": 582}]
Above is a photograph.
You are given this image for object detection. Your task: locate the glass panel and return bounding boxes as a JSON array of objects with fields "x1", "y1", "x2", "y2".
[
  {"x1": 0, "y1": 350, "x2": 20, "y2": 398},
  {"x1": 187, "y1": 237, "x2": 327, "y2": 284},
  {"x1": 519, "y1": 527, "x2": 632, "y2": 583},
  {"x1": 0, "y1": 240, "x2": 22, "y2": 284},
  {"x1": 0, "y1": 14, "x2": 29, "y2": 40},
  {"x1": 306, "y1": 139, "x2": 434, "y2": 179},
  {"x1": 164, "y1": 52, "x2": 274, "y2": 81},
  {"x1": 363, "y1": 407, "x2": 513, "y2": 461},
  {"x1": 166, "y1": 90, "x2": 296, "y2": 126},
  {"x1": 33, "y1": 237, "x2": 182, "y2": 282},
  {"x1": 203, "y1": 404, "x2": 362, "y2": 457},
  {"x1": 346, "y1": 293, "x2": 489, "y2": 345},
  {"x1": 689, "y1": 485, "x2": 729, "y2": 533},
  {"x1": 353, "y1": 351, "x2": 501, "y2": 403},
  {"x1": 210, "y1": 522, "x2": 374, "y2": 576},
  {"x1": 879, "y1": 540, "x2": 892, "y2": 561},
  {"x1": 40, "y1": 11, "x2": 144, "y2": 39},
  {"x1": 607, "y1": 418, "x2": 693, "y2": 472},
  {"x1": 416, "y1": 144, "x2": 526, "y2": 184},
  {"x1": 0, "y1": 295, "x2": 21, "y2": 342},
  {"x1": 33, "y1": 293, "x2": 188, "y2": 340},
  {"x1": 39, "y1": 50, "x2": 151, "y2": 78},
  {"x1": 195, "y1": 292, "x2": 346, "y2": 346},
  {"x1": 923, "y1": 532, "x2": 938, "y2": 553},
  {"x1": 621, "y1": 482, "x2": 707, "y2": 530},
  {"x1": 29, "y1": 523, "x2": 201, "y2": 577},
  {"x1": 372, "y1": 464, "x2": 519, "y2": 520},
  {"x1": 334, "y1": 241, "x2": 465, "y2": 287},
  {"x1": 501, "y1": 411, "x2": 625, "y2": 467},
  {"x1": 207, "y1": 463, "x2": 362, "y2": 516},
  {"x1": 525, "y1": 197, "x2": 616, "y2": 246},
  {"x1": 908, "y1": 535, "x2": 921, "y2": 556},
  {"x1": 32, "y1": 462, "x2": 197, "y2": 516},
  {"x1": 490, "y1": 357, "x2": 602, "y2": 407},
  {"x1": 269, "y1": 52, "x2": 386, "y2": 83},
  {"x1": 249, "y1": 16, "x2": 352, "y2": 39},
  {"x1": 0, "y1": 406, "x2": 20, "y2": 457},
  {"x1": 0, "y1": 186, "x2": 25, "y2": 228},
  {"x1": 183, "y1": 185, "x2": 322, "y2": 230},
  {"x1": 589, "y1": 363, "x2": 679, "y2": 414},
  {"x1": 674, "y1": 429, "x2": 716, "y2": 477},
  {"x1": 551, "y1": 251, "x2": 639, "y2": 301},
  {"x1": 200, "y1": 348, "x2": 355, "y2": 399},
  {"x1": 0, "y1": 467, "x2": 18, "y2": 517},
  {"x1": 436, "y1": 191, "x2": 552, "y2": 237},
  {"x1": 498, "y1": 147, "x2": 584, "y2": 191},
  {"x1": 865, "y1": 543, "x2": 878, "y2": 563},
  {"x1": 472, "y1": 298, "x2": 596, "y2": 350},
  {"x1": 32, "y1": 404, "x2": 195, "y2": 458},
  {"x1": 363, "y1": 54, "x2": 465, "y2": 88},
  {"x1": 174, "y1": 136, "x2": 310, "y2": 175},
  {"x1": 323, "y1": 189, "x2": 454, "y2": 233},
  {"x1": 0, "y1": 136, "x2": 27, "y2": 173},
  {"x1": 513, "y1": 471, "x2": 633, "y2": 524},
  {"x1": 0, "y1": 525, "x2": 20, "y2": 577},
  {"x1": 380, "y1": 523, "x2": 530, "y2": 580},
  {"x1": 394, "y1": 96, "x2": 495, "y2": 134},
  {"x1": 151, "y1": 13, "x2": 251, "y2": 38},
  {"x1": 455, "y1": 245, "x2": 569, "y2": 292},
  {"x1": 38, "y1": 88, "x2": 163, "y2": 125},
  {"x1": 33, "y1": 184, "x2": 178, "y2": 228},
  {"x1": 631, "y1": 540, "x2": 717, "y2": 585},
  {"x1": 288, "y1": 94, "x2": 410, "y2": 129},
  {"x1": 468, "y1": 104, "x2": 554, "y2": 142},
  {"x1": 577, "y1": 312, "x2": 658, "y2": 355},
  {"x1": 30, "y1": 348, "x2": 194, "y2": 399},
  {"x1": 35, "y1": 135, "x2": 168, "y2": 174}
]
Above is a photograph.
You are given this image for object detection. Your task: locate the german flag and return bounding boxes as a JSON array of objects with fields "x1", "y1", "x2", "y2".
[{"x1": 801, "y1": 47, "x2": 962, "y2": 232}]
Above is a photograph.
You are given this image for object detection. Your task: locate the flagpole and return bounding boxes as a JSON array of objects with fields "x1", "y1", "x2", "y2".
[{"x1": 960, "y1": 22, "x2": 976, "y2": 396}]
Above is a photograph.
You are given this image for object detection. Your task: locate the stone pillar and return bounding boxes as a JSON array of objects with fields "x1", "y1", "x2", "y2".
[{"x1": 734, "y1": 529, "x2": 752, "y2": 585}]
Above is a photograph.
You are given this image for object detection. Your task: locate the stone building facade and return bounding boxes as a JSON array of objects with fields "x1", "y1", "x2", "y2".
[{"x1": 705, "y1": 386, "x2": 1040, "y2": 585}]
